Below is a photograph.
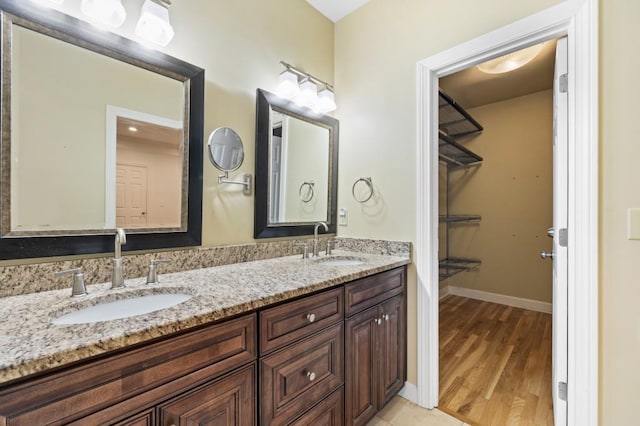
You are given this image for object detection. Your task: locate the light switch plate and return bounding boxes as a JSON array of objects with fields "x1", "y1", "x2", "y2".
[
  {"x1": 339, "y1": 208, "x2": 348, "y2": 226},
  {"x1": 628, "y1": 208, "x2": 640, "y2": 240}
]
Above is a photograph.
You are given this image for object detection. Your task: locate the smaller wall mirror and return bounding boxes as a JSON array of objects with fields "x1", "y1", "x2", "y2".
[
  {"x1": 207, "y1": 127, "x2": 251, "y2": 196},
  {"x1": 207, "y1": 127, "x2": 245, "y2": 172},
  {"x1": 254, "y1": 89, "x2": 339, "y2": 238}
]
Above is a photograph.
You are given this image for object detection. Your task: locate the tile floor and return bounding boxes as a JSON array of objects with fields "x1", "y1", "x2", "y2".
[{"x1": 368, "y1": 396, "x2": 471, "y2": 426}]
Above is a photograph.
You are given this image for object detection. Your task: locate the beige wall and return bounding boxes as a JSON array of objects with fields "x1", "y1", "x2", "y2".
[
  {"x1": 334, "y1": 0, "x2": 562, "y2": 388},
  {"x1": 600, "y1": 1, "x2": 640, "y2": 424},
  {"x1": 443, "y1": 91, "x2": 553, "y2": 303}
]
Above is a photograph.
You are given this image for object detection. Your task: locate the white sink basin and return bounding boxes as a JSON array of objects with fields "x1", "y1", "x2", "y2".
[
  {"x1": 317, "y1": 257, "x2": 366, "y2": 266},
  {"x1": 52, "y1": 293, "x2": 192, "y2": 325}
]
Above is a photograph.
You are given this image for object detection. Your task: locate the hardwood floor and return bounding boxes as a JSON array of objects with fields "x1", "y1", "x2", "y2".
[{"x1": 439, "y1": 296, "x2": 553, "y2": 426}]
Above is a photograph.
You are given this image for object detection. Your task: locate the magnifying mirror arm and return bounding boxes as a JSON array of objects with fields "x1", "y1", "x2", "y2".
[{"x1": 218, "y1": 171, "x2": 252, "y2": 196}]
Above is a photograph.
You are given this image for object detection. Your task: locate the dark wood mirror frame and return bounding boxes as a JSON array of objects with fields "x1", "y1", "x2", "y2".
[
  {"x1": 0, "y1": 0, "x2": 204, "y2": 259},
  {"x1": 254, "y1": 89, "x2": 338, "y2": 239}
]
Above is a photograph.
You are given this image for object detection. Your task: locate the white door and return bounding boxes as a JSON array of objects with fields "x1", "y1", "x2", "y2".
[
  {"x1": 116, "y1": 164, "x2": 148, "y2": 228},
  {"x1": 549, "y1": 36, "x2": 568, "y2": 426}
]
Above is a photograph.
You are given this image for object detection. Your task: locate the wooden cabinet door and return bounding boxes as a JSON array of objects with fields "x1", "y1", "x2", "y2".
[
  {"x1": 345, "y1": 306, "x2": 379, "y2": 426},
  {"x1": 158, "y1": 364, "x2": 255, "y2": 426},
  {"x1": 377, "y1": 295, "x2": 406, "y2": 408}
]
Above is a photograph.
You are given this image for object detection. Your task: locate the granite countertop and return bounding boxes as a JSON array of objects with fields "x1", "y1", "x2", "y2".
[{"x1": 0, "y1": 250, "x2": 409, "y2": 385}]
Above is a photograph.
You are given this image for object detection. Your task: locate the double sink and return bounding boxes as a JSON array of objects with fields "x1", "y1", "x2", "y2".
[{"x1": 50, "y1": 255, "x2": 366, "y2": 326}]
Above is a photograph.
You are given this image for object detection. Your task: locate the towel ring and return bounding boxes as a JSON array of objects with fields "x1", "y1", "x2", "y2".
[
  {"x1": 299, "y1": 181, "x2": 315, "y2": 203},
  {"x1": 352, "y1": 177, "x2": 374, "y2": 203}
]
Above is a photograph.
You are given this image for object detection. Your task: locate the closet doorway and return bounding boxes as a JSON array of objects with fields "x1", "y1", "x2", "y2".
[
  {"x1": 434, "y1": 37, "x2": 566, "y2": 426},
  {"x1": 414, "y1": 2, "x2": 598, "y2": 425}
]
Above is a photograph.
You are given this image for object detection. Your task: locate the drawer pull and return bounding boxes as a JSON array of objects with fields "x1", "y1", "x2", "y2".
[
  {"x1": 307, "y1": 371, "x2": 316, "y2": 381},
  {"x1": 306, "y1": 313, "x2": 316, "y2": 323}
]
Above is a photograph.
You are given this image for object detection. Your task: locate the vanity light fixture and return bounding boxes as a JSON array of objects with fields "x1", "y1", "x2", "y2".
[
  {"x1": 276, "y1": 69, "x2": 301, "y2": 99},
  {"x1": 297, "y1": 78, "x2": 319, "y2": 109},
  {"x1": 477, "y1": 42, "x2": 545, "y2": 74},
  {"x1": 316, "y1": 85, "x2": 337, "y2": 114},
  {"x1": 81, "y1": 0, "x2": 126, "y2": 28},
  {"x1": 277, "y1": 61, "x2": 337, "y2": 113},
  {"x1": 135, "y1": 0, "x2": 175, "y2": 47},
  {"x1": 30, "y1": 0, "x2": 64, "y2": 6}
]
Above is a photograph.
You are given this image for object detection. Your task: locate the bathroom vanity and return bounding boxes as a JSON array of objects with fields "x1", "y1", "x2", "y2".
[{"x1": 0, "y1": 253, "x2": 407, "y2": 425}]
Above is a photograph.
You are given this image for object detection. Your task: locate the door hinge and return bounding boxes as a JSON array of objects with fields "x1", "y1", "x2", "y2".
[
  {"x1": 559, "y1": 381, "x2": 568, "y2": 401},
  {"x1": 559, "y1": 73, "x2": 568, "y2": 93},
  {"x1": 559, "y1": 228, "x2": 568, "y2": 247}
]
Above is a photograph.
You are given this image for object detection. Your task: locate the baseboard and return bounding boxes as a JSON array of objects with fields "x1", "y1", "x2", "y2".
[
  {"x1": 441, "y1": 285, "x2": 552, "y2": 314},
  {"x1": 439, "y1": 285, "x2": 451, "y2": 300},
  {"x1": 398, "y1": 381, "x2": 418, "y2": 404}
]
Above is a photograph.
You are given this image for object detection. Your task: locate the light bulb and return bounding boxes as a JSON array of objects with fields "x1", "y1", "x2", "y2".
[
  {"x1": 135, "y1": 0, "x2": 175, "y2": 47},
  {"x1": 477, "y1": 43, "x2": 545, "y2": 74},
  {"x1": 316, "y1": 87, "x2": 336, "y2": 113},
  {"x1": 276, "y1": 70, "x2": 300, "y2": 99},
  {"x1": 296, "y1": 79, "x2": 318, "y2": 109},
  {"x1": 81, "y1": 0, "x2": 126, "y2": 28},
  {"x1": 30, "y1": 0, "x2": 64, "y2": 6}
]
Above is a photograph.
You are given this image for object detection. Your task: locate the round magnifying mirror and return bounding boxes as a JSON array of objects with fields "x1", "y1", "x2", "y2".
[{"x1": 207, "y1": 127, "x2": 244, "y2": 171}]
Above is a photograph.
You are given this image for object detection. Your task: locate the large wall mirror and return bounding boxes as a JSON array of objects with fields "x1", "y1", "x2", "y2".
[
  {"x1": 255, "y1": 89, "x2": 338, "y2": 238},
  {"x1": 0, "y1": 2, "x2": 204, "y2": 259}
]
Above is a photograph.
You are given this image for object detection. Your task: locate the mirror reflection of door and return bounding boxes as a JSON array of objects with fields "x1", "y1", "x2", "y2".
[
  {"x1": 116, "y1": 164, "x2": 148, "y2": 228},
  {"x1": 112, "y1": 113, "x2": 183, "y2": 229},
  {"x1": 270, "y1": 122, "x2": 283, "y2": 223}
]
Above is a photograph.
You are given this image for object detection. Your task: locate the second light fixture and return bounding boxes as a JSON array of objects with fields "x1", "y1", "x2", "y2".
[{"x1": 276, "y1": 61, "x2": 337, "y2": 113}]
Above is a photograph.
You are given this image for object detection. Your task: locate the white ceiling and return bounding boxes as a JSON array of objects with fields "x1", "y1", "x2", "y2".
[{"x1": 305, "y1": 0, "x2": 370, "y2": 22}]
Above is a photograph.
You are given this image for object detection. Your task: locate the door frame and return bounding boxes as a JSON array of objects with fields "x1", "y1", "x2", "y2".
[{"x1": 415, "y1": 1, "x2": 598, "y2": 425}]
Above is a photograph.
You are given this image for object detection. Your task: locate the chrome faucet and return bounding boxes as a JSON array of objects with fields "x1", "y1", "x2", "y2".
[
  {"x1": 111, "y1": 228, "x2": 127, "y2": 289},
  {"x1": 313, "y1": 222, "x2": 329, "y2": 257}
]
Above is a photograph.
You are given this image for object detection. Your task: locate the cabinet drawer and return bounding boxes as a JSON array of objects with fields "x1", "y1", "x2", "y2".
[
  {"x1": 288, "y1": 386, "x2": 343, "y2": 426},
  {"x1": 0, "y1": 314, "x2": 256, "y2": 426},
  {"x1": 260, "y1": 323, "x2": 344, "y2": 426},
  {"x1": 345, "y1": 267, "x2": 406, "y2": 316},
  {"x1": 260, "y1": 287, "x2": 344, "y2": 355},
  {"x1": 111, "y1": 408, "x2": 155, "y2": 426},
  {"x1": 158, "y1": 363, "x2": 255, "y2": 426}
]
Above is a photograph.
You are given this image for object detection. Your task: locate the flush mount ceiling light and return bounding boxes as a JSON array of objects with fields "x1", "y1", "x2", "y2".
[
  {"x1": 135, "y1": 0, "x2": 175, "y2": 47},
  {"x1": 81, "y1": 0, "x2": 126, "y2": 28},
  {"x1": 276, "y1": 61, "x2": 337, "y2": 113},
  {"x1": 476, "y1": 43, "x2": 545, "y2": 74}
]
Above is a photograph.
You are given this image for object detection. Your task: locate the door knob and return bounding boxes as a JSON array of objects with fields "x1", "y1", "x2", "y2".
[{"x1": 540, "y1": 251, "x2": 554, "y2": 260}]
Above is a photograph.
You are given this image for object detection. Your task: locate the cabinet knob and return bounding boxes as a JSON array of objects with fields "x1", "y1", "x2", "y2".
[
  {"x1": 374, "y1": 318, "x2": 382, "y2": 325},
  {"x1": 307, "y1": 371, "x2": 316, "y2": 381},
  {"x1": 306, "y1": 313, "x2": 316, "y2": 323},
  {"x1": 384, "y1": 314, "x2": 389, "y2": 321}
]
